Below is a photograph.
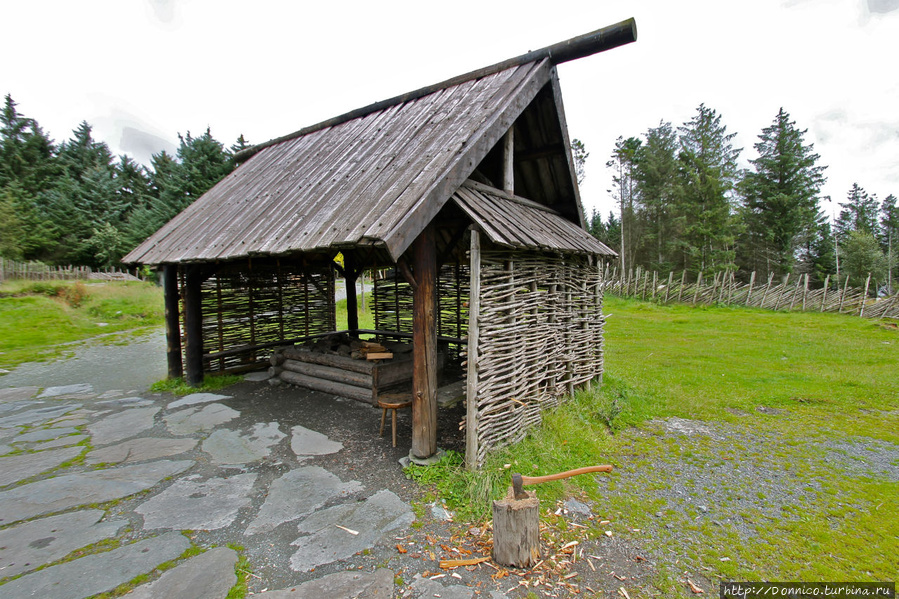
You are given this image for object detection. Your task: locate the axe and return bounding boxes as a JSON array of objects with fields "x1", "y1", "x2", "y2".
[
  {"x1": 511, "y1": 465, "x2": 613, "y2": 499},
  {"x1": 494, "y1": 464, "x2": 614, "y2": 568}
]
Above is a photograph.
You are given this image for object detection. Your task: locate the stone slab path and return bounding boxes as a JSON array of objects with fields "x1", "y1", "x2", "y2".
[{"x1": 0, "y1": 379, "x2": 496, "y2": 599}]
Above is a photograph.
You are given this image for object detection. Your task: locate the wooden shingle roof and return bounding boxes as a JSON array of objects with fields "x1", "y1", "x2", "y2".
[{"x1": 126, "y1": 61, "x2": 551, "y2": 265}]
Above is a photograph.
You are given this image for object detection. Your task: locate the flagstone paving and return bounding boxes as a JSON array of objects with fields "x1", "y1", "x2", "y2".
[
  {"x1": 0, "y1": 380, "x2": 499, "y2": 599},
  {"x1": 0, "y1": 510, "x2": 125, "y2": 579}
]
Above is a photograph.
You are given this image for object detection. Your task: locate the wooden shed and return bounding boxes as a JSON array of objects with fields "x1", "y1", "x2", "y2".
[{"x1": 124, "y1": 19, "x2": 634, "y2": 467}]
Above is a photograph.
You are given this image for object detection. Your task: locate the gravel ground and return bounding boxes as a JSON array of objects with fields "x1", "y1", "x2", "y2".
[{"x1": 582, "y1": 414, "x2": 899, "y2": 596}]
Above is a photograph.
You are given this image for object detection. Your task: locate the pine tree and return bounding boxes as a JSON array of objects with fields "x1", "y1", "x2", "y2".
[
  {"x1": 880, "y1": 194, "x2": 898, "y2": 293},
  {"x1": 635, "y1": 121, "x2": 678, "y2": 271},
  {"x1": 674, "y1": 104, "x2": 741, "y2": 273},
  {"x1": 570, "y1": 138, "x2": 589, "y2": 185},
  {"x1": 0, "y1": 95, "x2": 60, "y2": 261},
  {"x1": 738, "y1": 108, "x2": 827, "y2": 277},
  {"x1": 836, "y1": 183, "x2": 879, "y2": 238},
  {"x1": 0, "y1": 188, "x2": 24, "y2": 259},
  {"x1": 798, "y1": 213, "x2": 836, "y2": 284},
  {"x1": 126, "y1": 129, "x2": 234, "y2": 250},
  {"x1": 606, "y1": 136, "x2": 642, "y2": 273}
]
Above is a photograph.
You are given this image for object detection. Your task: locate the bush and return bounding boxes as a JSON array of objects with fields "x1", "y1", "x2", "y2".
[{"x1": 61, "y1": 281, "x2": 90, "y2": 308}]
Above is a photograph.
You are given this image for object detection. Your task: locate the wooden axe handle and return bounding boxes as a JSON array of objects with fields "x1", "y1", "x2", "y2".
[{"x1": 519, "y1": 465, "x2": 613, "y2": 486}]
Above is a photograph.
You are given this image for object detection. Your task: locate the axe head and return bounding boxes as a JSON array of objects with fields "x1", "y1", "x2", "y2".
[{"x1": 511, "y1": 473, "x2": 528, "y2": 500}]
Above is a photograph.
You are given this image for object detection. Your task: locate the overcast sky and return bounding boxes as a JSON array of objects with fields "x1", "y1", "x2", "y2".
[{"x1": 3, "y1": 0, "x2": 897, "y2": 220}]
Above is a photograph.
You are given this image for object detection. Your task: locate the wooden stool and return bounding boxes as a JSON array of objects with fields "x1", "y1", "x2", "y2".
[{"x1": 378, "y1": 395, "x2": 412, "y2": 448}]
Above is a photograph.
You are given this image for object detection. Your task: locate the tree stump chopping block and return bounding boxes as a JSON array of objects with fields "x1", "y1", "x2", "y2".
[{"x1": 492, "y1": 487, "x2": 540, "y2": 568}]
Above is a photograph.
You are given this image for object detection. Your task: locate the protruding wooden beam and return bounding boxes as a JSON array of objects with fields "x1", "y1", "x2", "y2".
[
  {"x1": 162, "y1": 265, "x2": 183, "y2": 380},
  {"x1": 235, "y1": 18, "x2": 637, "y2": 163},
  {"x1": 411, "y1": 223, "x2": 438, "y2": 459}
]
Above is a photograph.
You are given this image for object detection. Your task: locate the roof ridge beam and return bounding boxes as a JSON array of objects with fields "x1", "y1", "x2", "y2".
[{"x1": 234, "y1": 18, "x2": 637, "y2": 163}]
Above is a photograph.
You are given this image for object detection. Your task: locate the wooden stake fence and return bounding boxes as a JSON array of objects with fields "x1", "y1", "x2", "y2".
[
  {"x1": 603, "y1": 266, "x2": 899, "y2": 321},
  {"x1": 0, "y1": 258, "x2": 138, "y2": 282}
]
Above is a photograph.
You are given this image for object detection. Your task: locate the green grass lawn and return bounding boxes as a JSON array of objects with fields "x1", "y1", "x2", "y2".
[
  {"x1": 0, "y1": 280, "x2": 164, "y2": 370},
  {"x1": 601, "y1": 295, "x2": 899, "y2": 441}
]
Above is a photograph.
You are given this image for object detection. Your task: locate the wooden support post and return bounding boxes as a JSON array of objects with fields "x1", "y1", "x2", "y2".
[
  {"x1": 860, "y1": 273, "x2": 871, "y2": 317},
  {"x1": 693, "y1": 272, "x2": 703, "y2": 305},
  {"x1": 162, "y1": 264, "x2": 183, "y2": 380},
  {"x1": 184, "y1": 266, "x2": 205, "y2": 387},
  {"x1": 761, "y1": 272, "x2": 775, "y2": 309},
  {"x1": 838, "y1": 275, "x2": 850, "y2": 313},
  {"x1": 411, "y1": 223, "x2": 438, "y2": 459},
  {"x1": 503, "y1": 126, "x2": 514, "y2": 196},
  {"x1": 821, "y1": 274, "x2": 830, "y2": 312},
  {"x1": 466, "y1": 228, "x2": 481, "y2": 470},
  {"x1": 746, "y1": 271, "x2": 756, "y2": 307},
  {"x1": 345, "y1": 254, "x2": 359, "y2": 335},
  {"x1": 492, "y1": 488, "x2": 540, "y2": 568}
]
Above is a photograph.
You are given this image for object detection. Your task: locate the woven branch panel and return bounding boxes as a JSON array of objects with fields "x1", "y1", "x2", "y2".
[
  {"x1": 195, "y1": 259, "x2": 335, "y2": 372},
  {"x1": 471, "y1": 250, "x2": 604, "y2": 465},
  {"x1": 373, "y1": 261, "x2": 470, "y2": 357}
]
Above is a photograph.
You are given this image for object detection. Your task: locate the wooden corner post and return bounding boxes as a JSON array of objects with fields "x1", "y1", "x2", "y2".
[
  {"x1": 411, "y1": 223, "x2": 438, "y2": 459},
  {"x1": 184, "y1": 265, "x2": 205, "y2": 387},
  {"x1": 465, "y1": 228, "x2": 481, "y2": 469},
  {"x1": 162, "y1": 264, "x2": 183, "y2": 380}
]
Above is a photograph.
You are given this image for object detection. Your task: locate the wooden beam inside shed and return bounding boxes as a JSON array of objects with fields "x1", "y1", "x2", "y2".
[{"x1": 411, "y1": 223, "x2": 438, "y2": 459}]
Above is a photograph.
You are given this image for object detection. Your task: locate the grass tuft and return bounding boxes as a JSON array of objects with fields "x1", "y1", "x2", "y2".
[{"x1": 149, "y1": 374, "x2": 243, "y2": 396}]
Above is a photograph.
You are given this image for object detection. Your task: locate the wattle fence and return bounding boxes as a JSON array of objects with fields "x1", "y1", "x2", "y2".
[
  {"x1": 0, "y1": 258, "x2": 140, "y2": 283},
  {"x1": 603, "y1": 266, "x2": 899, "y2": 320}
]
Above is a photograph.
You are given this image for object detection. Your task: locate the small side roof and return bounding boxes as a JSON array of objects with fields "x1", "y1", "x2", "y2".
[{"x1": 453, "y1": 181, "x2": 615, "y2": 256}]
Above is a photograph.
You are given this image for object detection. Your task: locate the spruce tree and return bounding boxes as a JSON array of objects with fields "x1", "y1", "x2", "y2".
[
  {"x1": 570, "y1": 138, "x2": 589, "y2": 185},
  {"x1": 880, "y1": 194, "x2": 898, "y2": 293},
  {"x1": 606, "y1": 136, "x2": 642, "y2": 273},
  {"x1": 836, "y1": 183, "x2": 880, "y2": 238},
  {"x1": 635, "y1": 121, "x2": 678, "y2": 271},
  {"x1": 126, "y1": 129, "x2": 234, "y2": 250},
  {"x1": 674, "y1": 104, "x2": 741, "y2": 273},
  {"x1": 738, "y1": 108, "x2": 826, "y2": 277},
  {"x1": 0, "y1": 95, "x2": 60, "y2": 260}
]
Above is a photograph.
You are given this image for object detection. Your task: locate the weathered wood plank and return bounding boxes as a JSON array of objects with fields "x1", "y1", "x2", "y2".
[
  {"x1": 280, "y1": 370, "x2": 373, "y2": 403},
  {"x1": 282, "y1": 347, "x2": 379, "y2": 374},
  {"x1": 281, "y1": 359, "x2": 372, "y2": 388}
]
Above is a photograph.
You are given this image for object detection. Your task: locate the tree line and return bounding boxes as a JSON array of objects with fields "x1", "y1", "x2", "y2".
[
  {"x1": 0, "y1": 94, "x2": 247, "y2": 268},
  {"x1": 587, "y1": 104, "x2": 898, "y2": 293}
]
